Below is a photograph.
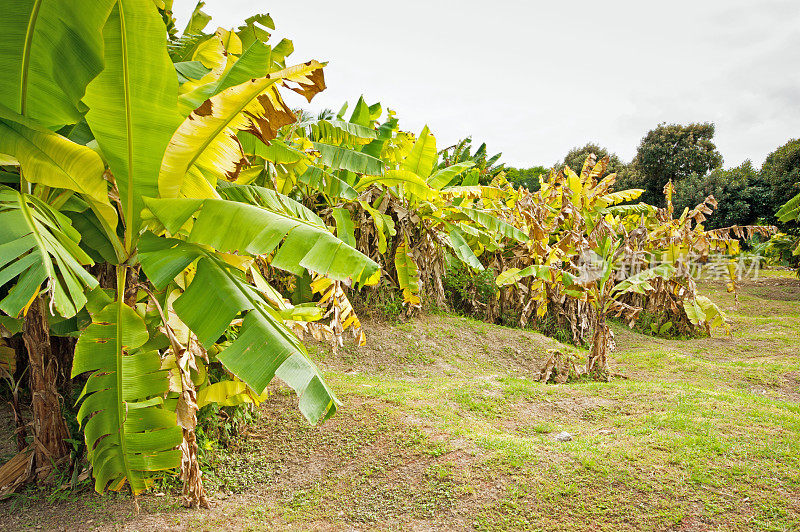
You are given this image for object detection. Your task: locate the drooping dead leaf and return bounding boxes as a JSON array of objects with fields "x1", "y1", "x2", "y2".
[{"x1": 537, "y1": 350, "x2": 582, "y2": 384}]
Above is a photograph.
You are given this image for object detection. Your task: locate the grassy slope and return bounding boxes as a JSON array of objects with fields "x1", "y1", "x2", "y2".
[{"x1": 1, "y1": 273, "x2": 799, "y2": 531}]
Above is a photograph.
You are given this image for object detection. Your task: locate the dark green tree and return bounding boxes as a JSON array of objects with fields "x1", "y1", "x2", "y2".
[
  {"x1": 631, "y1": 123, "x2": 723, "y2": 205},
  {"x1": 758, "y1": 138, "x2": 800, "y2": 226},
  {"x1": 505, "y1": 165, "x2": 549, "y2": 191},
  {"x1": 672, "y1": 161, "x2": 758, "y2": 229},
  {"x1": 559, "y1": 143, "x2": 635, "y2": 190},
  {"x1": 561, "y1": 143, "x2": 626, "y2": 175}
]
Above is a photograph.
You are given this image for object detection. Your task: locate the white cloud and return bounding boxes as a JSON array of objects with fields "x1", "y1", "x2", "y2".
[{"x1": 173, "y1": 0, "x2": 800, "y2": 167}]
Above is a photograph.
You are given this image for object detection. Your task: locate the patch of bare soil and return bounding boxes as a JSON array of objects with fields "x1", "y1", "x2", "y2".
[
  {"x1": 665, "y1": 506, "x2": 715, "y2": 531},
  {"x1": 778, "y1": 371, "x2": 800, "y2": 402}
]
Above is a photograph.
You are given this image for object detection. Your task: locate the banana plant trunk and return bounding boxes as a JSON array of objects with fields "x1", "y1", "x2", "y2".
[
  {"x1": 586, "y1": 314, "x2": 610, "y2": 380},
  {"x1": 22, "y1": 296, "x2": 70, "y2": 479},
  {"x1": 176, "y1": 338, "x2": 209, "y2": 509}
]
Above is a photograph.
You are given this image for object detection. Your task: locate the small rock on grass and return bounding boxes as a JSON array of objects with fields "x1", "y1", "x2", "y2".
[{"x1": 554, "y1": 431, "x2": 572, "y2": 442}]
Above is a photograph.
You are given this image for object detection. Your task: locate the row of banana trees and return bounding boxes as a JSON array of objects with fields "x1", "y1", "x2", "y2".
[{"x1": 0, "y1": 0, "x2": 775, "y2": 507}]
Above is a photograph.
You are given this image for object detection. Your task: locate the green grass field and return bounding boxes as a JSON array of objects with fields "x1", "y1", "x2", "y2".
[{"x1": 2, "y1": 272, "x2": 799, "y2": 531}]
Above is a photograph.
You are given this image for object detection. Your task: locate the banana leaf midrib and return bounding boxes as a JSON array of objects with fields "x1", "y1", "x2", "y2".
[
  {"x1": 182, "y1": 76, "x2": 284, "y2": 174},
  {"x1": 118, "y1": 2, "x2": 135, "y2": 250},
  {"x1": 113, "y1": 265, "x2": 136, "y2": 489},
  {"x1": 20, "y1": 0, "x2": 44, "y2": 116},
  {"x1": 178, "y1": 62, "x2": 320, "y2": 179}
]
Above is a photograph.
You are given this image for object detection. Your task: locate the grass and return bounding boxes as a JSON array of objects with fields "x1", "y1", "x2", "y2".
[{"x1": 1, "y1": 272, "x2": 798, "y2": 531}]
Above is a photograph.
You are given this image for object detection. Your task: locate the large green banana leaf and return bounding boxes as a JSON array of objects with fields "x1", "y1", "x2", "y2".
[
  {"x1": 168, "y1": 33, "x2": 210, "y2": 63},
  {"x1": 402, "y1": 125, "x2": 437, "y2": 178},
  {"x1": 311, "y1": 119, "x2": 377, "y2": 146},
  {"x1": 0, "y1": 0, "x2": 113, "y2": 127},
  {"x1": 236, "y1": 13, "x2": 274, "y2": 49},
  {"x1": 394, "y1": 236, "x2": 421, "y2": 307},
  {"x1": 182, "y1": 0, "x2": 211, "y2": 37},
  {"x1": 311, "y1": 142, "x2": 383, "y2": 176},
  {"x1": 332, "y1": 207, "x2": 356, "y2": 248},
  {"x1": 610, "y1": 263, "x2": 675, "y2": 297},
  {"x1": 178, "y1": 40, "x2": 272, "y2": 115},
  {"x1": 144, "y1": 197, "x2": 379, "y2": 285},
  {"x1": 0, "y1": 106, "x2": 116, "y2": 229},
  {"x1": 174, "y1": 61, "x2": 211, "y2": 84},
  {"x1": 447, "y1": 227, "x2": 484, "y2": 271},
  {"x1": 298, "y1": 165, "x2": 357, "y2": 201},
  {"x1": 83, "y1": 0, "x2": 183, "y2": 249},
  {"x1": 0, "y1": 118, "x2": 104, "y2": 198},
  {"x1": 72, "y1": 292, "x2": 182, "y2": 494},
  {"x1": 777, "y1": 191, "x2": 800, "y2": 223},
  {"x1": 0, "y1": 188, "x2": 98, "y2": 318},
  {"x1": 159, "y1": 61, "x2": 326, "y2": 199},
  {"x1": 347, "y1": 96, "x2": 380, "y2": 128},
  {"x1": 137, "y1": 235, "x2": 338, "y2": 424},
  {"x1": 238, "y1": 133, "x2": 305, "y2": 164},
  {"x1": 360, "y1": 201, "x2": 396, "y2": 254},
  {"x1": 361, "y1": 111, "x2": 398, "y2": 159},
  {"x1": 216, "y1": 181, "x2": 326, "y2": 227},
  {"x1": 428, "y1": 161, "x2": 475, "y2": 189},
  {"x1": 356, "y1": 169, "x2": 434, "y2": 200},
  {"x1": 460, "y1": 207, "x2": 529, "y2": 243},
  {"x1": 65, "y1": 207, "x2": 119, "y2": 264}
]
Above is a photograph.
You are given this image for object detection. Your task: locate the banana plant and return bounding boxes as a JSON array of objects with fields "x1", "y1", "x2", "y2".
[
  {"x1": 561, "y1": 238, "x2": 677, "y2": 379},
  {"x1": 0, "y1": 0, "x2": 118, "y2": 474},
  {"x1": 344, "y1": 121, "x2": 523, "y2": 308},
  {"x1": 229, "y1": 96, "x2": 499, "y2": 310},
  {"x1": 497, "y1": 230, "x2": 679, "y2": 379},
  {"x1": 493, "y1": 155, "x2": 741, "y2": 377},
  {"x1": 0, "y1": 0, "x2": 378, "y2": 504}
]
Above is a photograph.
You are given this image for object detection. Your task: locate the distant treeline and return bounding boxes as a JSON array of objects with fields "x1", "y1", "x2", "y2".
[{"x1": 504, "y1": 123, "x2": 800, "y2": 231}]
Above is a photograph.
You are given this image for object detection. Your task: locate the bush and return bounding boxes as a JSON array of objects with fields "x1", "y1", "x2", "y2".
[
  {"x1": 442, "y1": 259, "x2": 497, "y2": 320},
  {"x1": 352, "y1": 286, "x2": 408, "y2": 323}
]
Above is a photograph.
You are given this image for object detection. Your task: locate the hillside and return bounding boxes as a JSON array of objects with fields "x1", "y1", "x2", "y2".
[{"x1": 1, "y1": 273, "x2": 799, "y2": 531}]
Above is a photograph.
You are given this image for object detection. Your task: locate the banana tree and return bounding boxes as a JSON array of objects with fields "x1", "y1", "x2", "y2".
[
  {"x1": 487, "y1": 156, "x2": 646, "y2": 333},
  {"x1": 0, "y1": 0, "x2": 118, "y2": 473},
  {"x1": 226, "y1": 95, "x2": 504, "y2": 311},
  {"x1": 563, "y1": 238, "x2": 677, "y2": 379},
  {"x1": 341, "y1": 120, "x2": 524, "y2": 308},
  {"x1": 497, "y1": 231, "x2": 678, "y2": 380},
  {"x1": 0, "y1": 0, "x2": 378, "y2": 505},
  {"x1": 493, "y1": 154, "x2": 751, "y2": 381}
]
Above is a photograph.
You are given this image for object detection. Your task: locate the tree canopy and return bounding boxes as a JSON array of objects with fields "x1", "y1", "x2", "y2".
[
  {"x1": 562, "y1": 143, "x2": 627, "y2": 176},
  {"x1": 505, "y1": 166, "x2": 549, "y2": 191},
  {"x1": 631, "y1": 123, "x2": 723, "y2": 205},
  {"x1": 759, "y1": 138, "x2": 800, "y2": 226},
  {"x1": 672, "y1": 161, "x2": 759, "y2": 229}
]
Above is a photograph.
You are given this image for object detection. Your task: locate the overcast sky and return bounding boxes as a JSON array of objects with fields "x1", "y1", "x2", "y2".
[{"x1": 173, "y1": 0, "x2": 799, "y2": 168}]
